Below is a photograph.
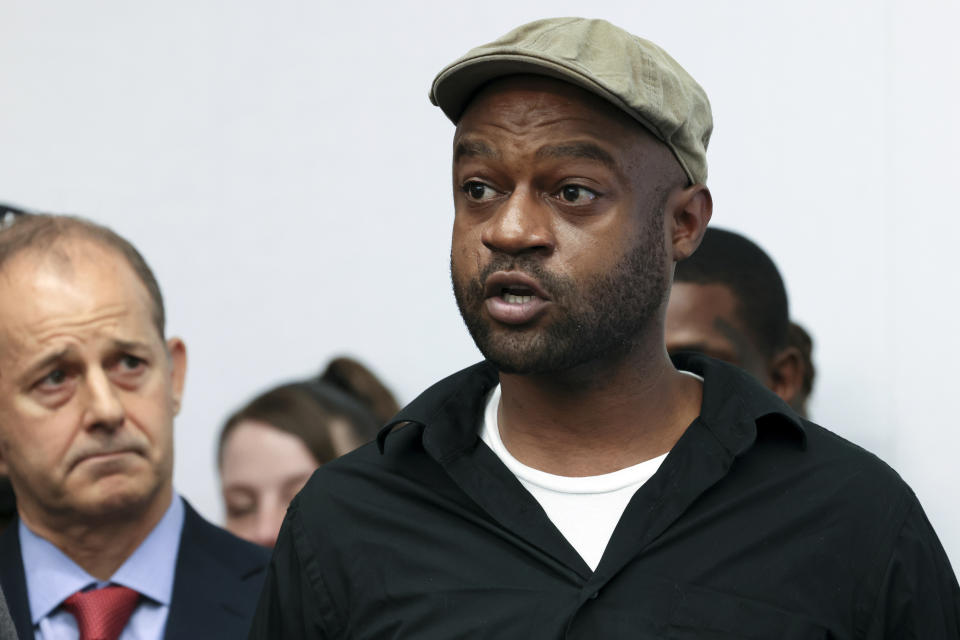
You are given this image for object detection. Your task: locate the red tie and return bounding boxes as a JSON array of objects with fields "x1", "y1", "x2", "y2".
[{"x1": 62, "y1": 585, "x2": 141, "y2": 640}]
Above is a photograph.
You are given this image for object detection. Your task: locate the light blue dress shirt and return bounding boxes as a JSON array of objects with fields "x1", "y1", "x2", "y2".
[{"x1": 20, "y1": 495, "x2": 184, "y2": 640}]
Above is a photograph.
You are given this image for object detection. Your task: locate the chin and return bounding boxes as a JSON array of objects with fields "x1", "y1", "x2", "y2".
[
  {"x1": 74, "y1": 473, "x2": 165, "y2": 520},
  {"x1": 479, "y1": 340, "x2": 568, "y2": 375}
]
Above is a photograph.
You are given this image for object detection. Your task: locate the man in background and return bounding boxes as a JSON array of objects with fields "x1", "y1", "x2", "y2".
[
  {"x1": 665, "y1": 227, "x2": 814, "y2": 415},
  {"x1": 0, "y1": 214, "x2": 268, "y2": 639},
  {"x1": 0, "y1": 201, "x2": 26, "y2": 536},
  {"x1": 786, "y1": 320, "x2": 815, "y2": 416}
]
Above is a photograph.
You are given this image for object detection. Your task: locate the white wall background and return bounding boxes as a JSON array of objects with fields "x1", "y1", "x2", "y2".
[{"x1": 1, "y1": 0, "x2": 957, "y2": 568}]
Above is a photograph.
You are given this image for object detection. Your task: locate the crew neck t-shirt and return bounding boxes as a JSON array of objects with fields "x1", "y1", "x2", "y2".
[{"x1": 480, "y1": 385, "x2": 668, "y2": 571}]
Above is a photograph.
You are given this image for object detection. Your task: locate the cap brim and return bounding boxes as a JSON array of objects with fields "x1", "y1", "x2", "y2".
[{"x1": 430, "y1": 54, "x2": 636, "y2": 126}]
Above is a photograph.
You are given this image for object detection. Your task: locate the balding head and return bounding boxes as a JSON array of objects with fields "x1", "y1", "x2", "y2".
[{"x1": 0, "y1": 215, "x2": 166, "y2": 339}]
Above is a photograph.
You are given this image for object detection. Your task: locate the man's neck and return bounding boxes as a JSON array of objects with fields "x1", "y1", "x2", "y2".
[
  {"x1": 496, "y1": 344, "x2": 701, "y2": 477},
  {"x1": 19, "y1": 485, "x2": 174, "y2": 581}
]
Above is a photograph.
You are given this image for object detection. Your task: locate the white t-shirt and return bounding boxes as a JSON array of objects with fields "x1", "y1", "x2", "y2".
[{"x1": 481, "y1": 385, "x2": 667, "y2": 571}]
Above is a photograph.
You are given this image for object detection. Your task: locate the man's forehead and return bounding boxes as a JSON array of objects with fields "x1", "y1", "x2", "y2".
[
  {"x1": 669, "y1": 281, "x2": 740, "y2": 316},
  {"x1": 452, "y1": 75, "x2": 679, "y2": 183},
  {"x1": 0, "y1": 241, "x2": 152, "y2": 335},
  {"x1": 453, "y1": 137, "x2": 618, "y2": 169}
]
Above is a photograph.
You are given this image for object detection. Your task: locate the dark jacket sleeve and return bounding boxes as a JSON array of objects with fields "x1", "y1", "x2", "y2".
[
  {"x1": 247, "y1": 500, "x2": 337, "y2": 639},
  {"x1": 863, "y1": 497, "x2": 960, "y2": 639},
  {"x1": 0, "y1": 584, "x2": 18, "y2": 640}
]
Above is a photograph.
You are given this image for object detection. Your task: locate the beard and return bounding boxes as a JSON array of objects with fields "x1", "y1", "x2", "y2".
[{"x1": 451, "y1": 206, "x2": 669, "y2": 375}]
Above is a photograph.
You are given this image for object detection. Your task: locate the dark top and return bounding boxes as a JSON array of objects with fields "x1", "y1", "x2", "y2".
[
  {"x1": 0, "y1": 584, "x2": 17, "y2": 640},
  {"x1": 249, "y1": 354, "x2": 960, "y2": 639},
  {"x1": 0, "y1": 499, "x2": 269, "y2": 640}
]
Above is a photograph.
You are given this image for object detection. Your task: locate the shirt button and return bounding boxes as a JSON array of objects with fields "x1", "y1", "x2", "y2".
[{"x1": 589, "y1": 591, "x2": 600, "y2": 600}]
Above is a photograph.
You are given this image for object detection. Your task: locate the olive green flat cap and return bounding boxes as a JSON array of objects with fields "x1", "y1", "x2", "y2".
[{"x1": 429, "y1": 17, "x2": 713, "y2": 185}]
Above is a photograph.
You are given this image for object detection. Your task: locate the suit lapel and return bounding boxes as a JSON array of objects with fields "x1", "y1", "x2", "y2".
[
  {"x1": 0, "y1": 502, "x2": 266, "y2": 640},
  {"x1": 0, "y1": 521, "x2": 36, "y2": 640},
  {"x1": 163, "y1": 501, "x2": 268, "y2": 640}
]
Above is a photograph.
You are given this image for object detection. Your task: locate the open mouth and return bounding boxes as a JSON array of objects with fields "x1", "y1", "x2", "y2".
[
  {"x1": 483, "y1": 271, "x2": 550, "y2": 302},
  {"x1": 482, "y1": 272, "x2": 551, "y2": 325},
  {"x1": 500, "y1": 285, "x2": 537, "y2": 305}
]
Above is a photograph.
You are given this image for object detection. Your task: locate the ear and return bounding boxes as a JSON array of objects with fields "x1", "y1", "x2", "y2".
[
  {"x1": 667, "y1": 184, "x2": 712, "y2": 262},
  {"x1": 768, "y1": 346, "x2": 805, "y2": 411},
  {"x1": 166, "y1": 337, "x2": 187, "y2": 415}
]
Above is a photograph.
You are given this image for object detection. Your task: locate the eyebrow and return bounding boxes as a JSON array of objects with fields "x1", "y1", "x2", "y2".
[
  {"x1": 17, "y1": 339, "x2": 152, "y2": 382},
  {"x1": 453, "y1": 140, "x2": 499, "y2": 162},
  {"x1": 19, "y1": 348, "x2": 70, "y2": 384},
  {"x1": 112, "y1": 338, "x2": 151, "y2": 353},
  {"x1": 535, "y1": 142, "x2": 617, "y2": 169}
]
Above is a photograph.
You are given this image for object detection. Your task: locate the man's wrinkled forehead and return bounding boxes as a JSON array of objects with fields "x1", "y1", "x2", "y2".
[
  {"x1": 0, "y1": 239, "x2": 159, "y2": 340},
  {"x1": 452, "y1": 75, "x2": 685, "y2": 186}
]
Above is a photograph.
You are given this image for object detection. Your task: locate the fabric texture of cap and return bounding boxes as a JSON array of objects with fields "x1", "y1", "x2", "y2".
[{"x1": 429, "y1": 17, "x2": 713, "y2": 185}]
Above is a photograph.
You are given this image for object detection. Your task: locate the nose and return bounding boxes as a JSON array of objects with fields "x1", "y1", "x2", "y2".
[
  {"x1": 481, "y1": 187, "x2": 555, "y2": 256},
  {"x1": 84, "y1": 369, "x2": 125, "y2": 431},
  {"x1": 251, "y1": 503, "x2": 284, "y2": 548}
]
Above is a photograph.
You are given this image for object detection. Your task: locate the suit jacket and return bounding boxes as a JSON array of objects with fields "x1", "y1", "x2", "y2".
[
  {"x1": 0, "y1": 499, "x2": 269, "y2": 639},
  {"x1": 0, "y1": 584, "x2": 17, "y2": 640}
]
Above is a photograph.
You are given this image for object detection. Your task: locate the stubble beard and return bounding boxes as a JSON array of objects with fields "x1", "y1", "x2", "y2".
[{"x1": 451, "y1": 207, "x2": 669, "y2": 375}]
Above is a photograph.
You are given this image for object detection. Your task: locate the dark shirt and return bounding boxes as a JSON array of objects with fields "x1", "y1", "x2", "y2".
[{"x1": 249, "y1": 354, "x2": 960, "y2": 639}]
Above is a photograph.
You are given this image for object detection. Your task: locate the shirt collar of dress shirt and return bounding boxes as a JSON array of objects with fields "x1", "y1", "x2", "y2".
[
  {"x1": 19, "y1": 493, "x2": 185, "y2": 624},
  {"x1": 377, "y1": 353, "x2": 806, "y2": 458}
]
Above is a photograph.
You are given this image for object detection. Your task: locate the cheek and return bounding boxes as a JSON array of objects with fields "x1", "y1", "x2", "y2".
[
  {"x1": 121, "y1": 397, "x2": 175, "y2": 463},
  {"x1": 123, "y1": 388, "x2": 174, "y2": 432},
  {"x1": 0, "y1": 414, "x2": 75, "y2": 481},
  {"x1": 450, "y1": 233, "x2": 480, "y2": 281}
]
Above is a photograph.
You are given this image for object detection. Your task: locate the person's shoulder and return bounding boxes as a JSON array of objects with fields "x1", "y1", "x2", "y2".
[
  {"x1": 180, "y1": 499, "x2": 270, "y2": 572},
  {"x1": 298, "y1": 427, "x2": 429, "y2": 503},
  {"x1": 800, "y1": 418, "x2": 907, "y2": 487},
  {"x1": 754, "y1": 415, "x2": 919, "y2": 529},
  {"x1": 167, "y1": 501, "x2": 269, "y2": 639},
  {"x1": 300, "y1": 360, "x2": 498, "y2": 495}
]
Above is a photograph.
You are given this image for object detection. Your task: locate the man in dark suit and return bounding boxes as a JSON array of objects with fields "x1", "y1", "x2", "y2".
[{"x1": 0, "y1": 214, "x2": 268, "y2": 639}]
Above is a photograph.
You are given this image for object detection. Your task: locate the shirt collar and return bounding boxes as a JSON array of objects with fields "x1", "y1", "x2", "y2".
[
  {"x1": 20, "y1": 494, "x2": 185, "y2": 623},
  {"x1": 377, "y1": 355, "x2": 806, "y2": 458},
  {"x1": 378, "y1": 361, "x2": 498, "y2": 458},
  {"x1": 671, "y1": 351, "x2": 806, "y2": 452}
]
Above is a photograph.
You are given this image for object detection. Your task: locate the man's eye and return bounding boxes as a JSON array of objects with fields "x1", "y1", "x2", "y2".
[
  {"x1": 556, "y1": 185, "x2": 598, "y2": 204},
  {"x1": 462, "y1": 181, "x2": 497, "y2": 202},
  {"x1": 120, "y1": 355, "x2": 145, "y2": 370},
  {"x1": 38, "y1": 369, "x2": 68, "y2": 388}
]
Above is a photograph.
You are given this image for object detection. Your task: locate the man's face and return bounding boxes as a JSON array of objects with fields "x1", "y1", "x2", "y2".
[
  {"x1": 450, "y1": 76, "x2": 681, "y2": 374},
  {"x1": 665, "y1": 282, "x2": 768, "y2": 381},
  {"x1": 0, "y1": 239, "x2": 185, "y2": 527}
]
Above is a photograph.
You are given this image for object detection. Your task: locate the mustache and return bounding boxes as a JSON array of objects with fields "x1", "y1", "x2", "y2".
[{"x1": 474, "y1": 254, "x2": 568, "y2": 298}]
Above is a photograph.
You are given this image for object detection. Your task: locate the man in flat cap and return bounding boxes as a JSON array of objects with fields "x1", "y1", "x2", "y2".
[{"x1": 250, "y1": 18, "x2": 959, "y2": 638}]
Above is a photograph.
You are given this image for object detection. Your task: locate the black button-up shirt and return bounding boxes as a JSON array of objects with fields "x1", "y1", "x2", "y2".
[{"x1": 249, "y1": 354, "x2": 960, "y2": 639}]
